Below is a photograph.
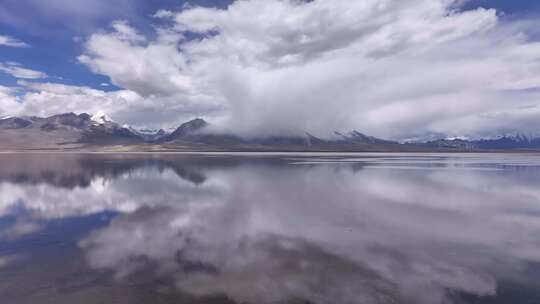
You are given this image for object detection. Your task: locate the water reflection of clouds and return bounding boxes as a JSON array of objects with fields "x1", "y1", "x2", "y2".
[
  {"x1": 0, "y1": 254, "x2": 24, "y2": 271},
  {"x1": 1, "y1": 155, "x2": 540, "y2": 303},
  {"x1": 81, "y1": 160, "x2": 540, "y2": 303},
  {"x1": 0, "y1": 167, "x2": 226, "y2": 219},
  {"x1": 0, "y1": 217, "x2": 43, "y2": 240}
]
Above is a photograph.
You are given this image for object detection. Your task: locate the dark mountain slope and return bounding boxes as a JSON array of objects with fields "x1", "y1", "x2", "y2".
[
  {"x1": 0, "y1": 113, "x2": 142, "y2": 149},
  {"x1": 416, "y1": 135, "x2": 540, "y2": 150},
  {"x1": 3, "y1": 113, "x2": 540, "y2": 151}
]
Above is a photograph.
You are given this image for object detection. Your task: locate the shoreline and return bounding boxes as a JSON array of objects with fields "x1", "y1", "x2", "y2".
[{"x1": 0, "y1": 150, "x2": 539, "y2": 155}]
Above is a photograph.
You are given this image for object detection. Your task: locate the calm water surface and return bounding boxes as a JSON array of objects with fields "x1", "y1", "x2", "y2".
[{"x1": 1, "y1": 153, "x2": 540, "y2": 304}]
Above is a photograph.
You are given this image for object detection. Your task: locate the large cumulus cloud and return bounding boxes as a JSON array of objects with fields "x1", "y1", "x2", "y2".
[
  {"x1": 4, "y1": 0, "x2": 540, "y2": 138},
  {"x1": 74, "y1": 0, "x2": 540, "y2": 138}
]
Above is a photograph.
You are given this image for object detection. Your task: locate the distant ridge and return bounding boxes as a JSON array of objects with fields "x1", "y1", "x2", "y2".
[
  {"x1": 2, "y1": 113, "x2": 540, "y2": 152},
  {"x1": 0, "y1": 113, "x2": 141, "y2": 149},
  {"x1": 413, "y1": 135, "x2": 540, "y2": 150}
]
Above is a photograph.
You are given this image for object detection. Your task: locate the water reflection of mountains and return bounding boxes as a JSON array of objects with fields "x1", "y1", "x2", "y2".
[
  {"x1": 0, "y1": 154, "x2": 241, "y2": 188},
  {"x1": 3, "y1": 154, "x2": 540, "y2": 304},
  {"x1": 2, "y1": 154, "x2": 540, "y2": 189}
]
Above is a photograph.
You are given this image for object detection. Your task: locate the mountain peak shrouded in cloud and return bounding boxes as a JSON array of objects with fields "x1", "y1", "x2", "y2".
[
  {"x1": 168, "y1": 118, "x2": 209, "y2": 140},
  {"x1": 1, "y1": 0, "x2": 540, "y2": 140},
  {"x1": 6, "y1": 111, "x2": 540, "y2": 151}
]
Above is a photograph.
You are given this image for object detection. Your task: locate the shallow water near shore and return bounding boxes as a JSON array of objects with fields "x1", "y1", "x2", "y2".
[{"x1": 1, "y1": 153, "x2": 540, "y2": 303}]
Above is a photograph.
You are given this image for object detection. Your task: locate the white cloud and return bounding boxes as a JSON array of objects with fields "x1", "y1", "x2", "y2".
[
  {"x1": 0, "y1": 86, "x2": 21, "y2": 117},
  {"x1": 153, "y1": 9, "x2": 175, "y2": 19},
  {"x1": 0, "y1": 35, "x2": 28, "y2": 48},
  {"x1": 0, "y1": 62, "x2": 47, "y2": 79},
  {"x1": 78, "y1": 26, "x2": 194, "y2": 97},
  {"x1": 0, "y1": 80, "x2": 223, "y2": 129},
  {"x1": 2, "y1": 1, "x2": 540, "y2": 138},
  {"x1": 110, "y1": 20, "x2": 146, "y2": 43},
  {"x1": 12, "y1": 81, "x2": 141, "y2": 121},
  {"x1": 70, "y1": 0, "x2": 540, "y2": 139}
]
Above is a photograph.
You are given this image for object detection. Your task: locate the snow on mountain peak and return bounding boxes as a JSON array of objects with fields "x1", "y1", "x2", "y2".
[{"x1": 91, "y1": 113, "x2": 113, "y2": 125}]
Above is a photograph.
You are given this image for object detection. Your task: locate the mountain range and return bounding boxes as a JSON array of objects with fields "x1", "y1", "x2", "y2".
[{"x1": 1, "y1": 112, "x2": 540, "y2": 152}]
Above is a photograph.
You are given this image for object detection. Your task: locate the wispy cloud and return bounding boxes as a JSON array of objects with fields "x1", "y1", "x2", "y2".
[
  {"x1": 0, "y1": 35, "x2": 28, "y2": 48},
  {"x1": 0, "y1": 62, "x2": 47, "y2": 79}
]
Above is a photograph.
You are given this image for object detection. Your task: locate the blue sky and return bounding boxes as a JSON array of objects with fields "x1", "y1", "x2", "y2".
[
  {"x1": 0, "y1": 0, "x2": 233, "y2": 90},
  {"x1": 1, "y1": 0, "x2": 540, "y2": 139},
  {"x1": 464, "y1": 0, "x2": 540, "y2": 13}
]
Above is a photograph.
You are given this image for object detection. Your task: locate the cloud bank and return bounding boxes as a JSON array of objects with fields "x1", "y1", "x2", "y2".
[{"x1": 4, "y1": 0, "x2": 540, "y2": 139}]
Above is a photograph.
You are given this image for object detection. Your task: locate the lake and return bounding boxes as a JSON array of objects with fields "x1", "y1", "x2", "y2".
[{"x1": 1, "y1": 153, "x2": 540, "y2": 304}]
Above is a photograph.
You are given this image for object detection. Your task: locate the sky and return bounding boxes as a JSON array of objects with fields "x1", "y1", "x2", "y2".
[{"x1": 1, "y1": 0, "x2": 540, "y2": 140}]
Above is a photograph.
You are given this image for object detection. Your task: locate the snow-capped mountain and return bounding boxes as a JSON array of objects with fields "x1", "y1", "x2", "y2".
[{"x1": 3, "y1": 112, "x2": 540, "y2": 151}]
